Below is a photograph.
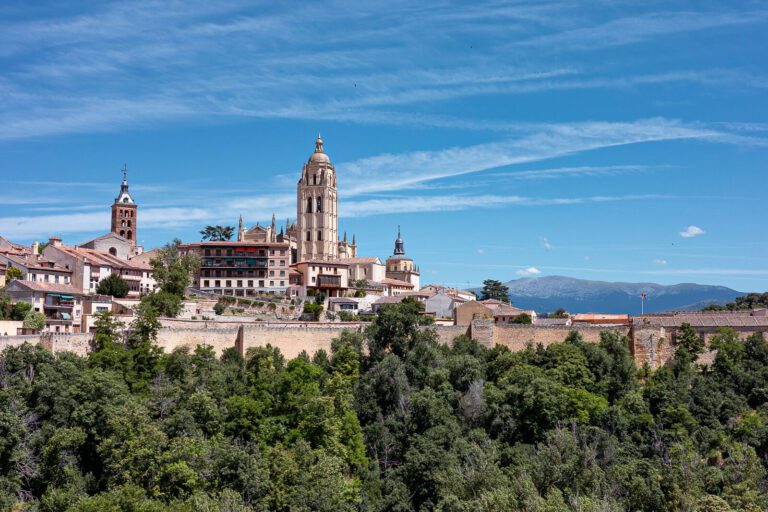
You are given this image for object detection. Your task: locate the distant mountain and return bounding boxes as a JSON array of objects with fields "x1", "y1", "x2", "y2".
[{"x1": 492, "y1": 276, "x2": 745, "y2": 315}]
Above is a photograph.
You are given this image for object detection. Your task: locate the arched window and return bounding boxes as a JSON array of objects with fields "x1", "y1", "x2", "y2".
[
  {"x1": 306, "y1": 197, "x2": 313, "y2": 213},
  {"x1": 109, "y1": 247, "x2": 117, "y2": 256},
  {"x1": 121, "y1": 220, "x2": 126, "y2": 227},
  {"x1": 313, "y1": 174, "x2": 317, "y2": 185},
  {"x1": 127, "y1": 221, "x2": 131, "y2": 227},
  {"x1": 120, "y1": 230, "x2": 125, "y2": 237},
  {"x1": 316, "y1": 197, "x2": 322, "y2": 212}
]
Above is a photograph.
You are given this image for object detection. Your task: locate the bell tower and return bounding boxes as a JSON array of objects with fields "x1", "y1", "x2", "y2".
[
  {"x1": 297, "y1": 135, "x2": 338, "y2": 261},
  {"x1": 111, "y1": 165, "x2": 138, "y2": 246}
]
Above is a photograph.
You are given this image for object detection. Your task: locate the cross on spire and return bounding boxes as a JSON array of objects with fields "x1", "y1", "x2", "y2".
[{"x1": 121, "y1": 164, "x2": 128, "y2": 182}]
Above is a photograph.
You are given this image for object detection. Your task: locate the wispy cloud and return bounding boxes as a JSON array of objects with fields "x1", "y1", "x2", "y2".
[
  {"x1": 517, "y1": 266, "x2": 542, "y2": 276},
  {"x1": 541, "y1": 237, "x2": 553, "y2": 250},
  {"x1": 680, "y1": 225, "x2": 705, "y2": 238},
  {"x1": 652, "y1": 258, "x2": 668, "y2": 265}
]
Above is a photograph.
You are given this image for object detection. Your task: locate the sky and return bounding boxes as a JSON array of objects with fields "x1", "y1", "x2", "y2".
[{"x1": 0, "y1": 0, "x2": 766, "y2": 291}]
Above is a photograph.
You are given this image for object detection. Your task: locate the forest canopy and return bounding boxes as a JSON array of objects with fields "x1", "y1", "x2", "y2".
[{"x1": 0, "y1": 300, "x2": 766, "y2": 511}]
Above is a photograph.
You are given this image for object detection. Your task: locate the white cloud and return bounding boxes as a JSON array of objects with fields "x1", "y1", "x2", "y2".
[
  {"x1": 680, "y1": 225, "x2": 705, "y2": 238},
  {"x1": 541, "y1": 237, "x2": 553, "y2": 249},
  {"x1": 517, "y1": 266, "x2": 542, "y2": 276},
  {"x1": 652, "y1": 258, "x2": 668, "y2": 265}
]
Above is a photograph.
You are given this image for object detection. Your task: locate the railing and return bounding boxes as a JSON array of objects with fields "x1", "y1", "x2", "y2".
[{"x1": 317, "y1": 275, "x2": 342, "y2": 288}]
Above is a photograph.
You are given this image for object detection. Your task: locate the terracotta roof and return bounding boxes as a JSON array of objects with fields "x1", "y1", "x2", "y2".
[
  {"x1": 55, "y1": 245, "x2": 151, "y2": 270},
  {"x1": 401, "y1": 290, "x2": 435, "y2": 298},
  {"x1": 181, "y1": 241, "x2": 290, "y2": 248},
  {"x1": 0, "y1": 252, "x2": 71, "y2": 273},
  {"x1": 633, "y1": 314, "x2": 768, "y2": 328},
  {"x1": 374, "y1": 296, "x2": 407, "y2": 304},
  {"x1": 338, "y1": 257, "x2": 381, "y2": 264},
  {"x1": 573, "y1": 314, "x2": 630, "y2": 321},
  {"x1": 6, "y1": 280, "x2": 83, "y2": 295},
  {"x1": 535, "y1": 318, "x2": 572, "y2": 326},
  {"x1": 380, "y1": 277, "x2": 414, "y2": 287},
  {"x1": 294, "y1": 259, "x2": 350, "y2": 266}
]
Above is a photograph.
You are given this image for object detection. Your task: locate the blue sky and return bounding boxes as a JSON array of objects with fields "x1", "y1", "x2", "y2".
[{"x1": 0, "y1": 0, "x2": 766, "y2": 291}]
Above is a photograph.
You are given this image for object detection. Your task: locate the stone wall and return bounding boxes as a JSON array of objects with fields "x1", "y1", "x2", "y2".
[
  {"x1": 431, "y1": 325, "x2": 470, "y2": 346},
  {"x1": 491, "y1": 324, "x2": 630, "y2": 352}
]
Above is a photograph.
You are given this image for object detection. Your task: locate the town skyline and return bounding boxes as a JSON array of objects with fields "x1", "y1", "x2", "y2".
[{"x1": 1, "y1": 1, "x2": 767, "y2": 290}]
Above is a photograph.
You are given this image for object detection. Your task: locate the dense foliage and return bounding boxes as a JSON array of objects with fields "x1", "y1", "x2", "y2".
[
  {"x1": 480, "y1": 279, "x2": 510, "y2": 303},
  {"x1": 200, "y1": 225, "x2": 235, "y2": 242},
  {"x1": 703, "y1": 292, "x2": 768, "y2": 311},
  {"x1": 141, "y1": 239, "x2": 201, "y2": 318},
  {"x1": 0, "y1": 292, "x2": 31, "y2": 321},
  {"x1": 95, "y1": 273, "x2": 130, "y2": 298},
  {"x1": 1, "y1": 304, "x2": 767, "y2": 510}
]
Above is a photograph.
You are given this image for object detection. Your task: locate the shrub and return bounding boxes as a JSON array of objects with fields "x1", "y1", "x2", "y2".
[
  {"x1": 213, "y1": 302, "x2": 226, "y2": 315},
  {"x1": 23, "y1": 310, "x2": 47, "y2": 331},
  {"x1": 303, "y1": 303, "x2": 323, "y2": 321},
  {"x1": 96, "y1": 273, "x2": 130, "y2": 298}
]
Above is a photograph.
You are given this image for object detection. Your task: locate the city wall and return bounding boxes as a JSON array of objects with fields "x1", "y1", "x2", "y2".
[{"x1": 0, "y1": 319, "x2": 763, "y2": 370}]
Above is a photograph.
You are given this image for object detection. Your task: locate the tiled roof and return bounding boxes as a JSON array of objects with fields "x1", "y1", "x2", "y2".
[
  {"x1": 6, "y1": 280, "x2": 83, "y2": 295},
  {"x1": 329, "y1": 297, "x2": 361, "y2": 304},
  {"x1": 294, "y1": 259, "x2": 350, "y2": 266},
  {"x1": 573, "y1": 314, "x2": 630, "y2": 322},
  {"x1": 374, "y1": 296, "x2": 407, "y2": 304},
  {"x1": 56, "y1": 245, "x2": 151, "y2": 270},
  {"x1": 535, "y1": 318, "x2": 572, "y2": 326},
  {"x1": 380, "y1": 277, "x2": 414, "y2": 287},
  {"x1": 338, "y1": 257, "x2": 381, "y2": 264},
  {"x1": 0, "y1": 252, "x2": 71, "y2": 273},
  {"x1": 633, "y1": 314, "x2": 768, "y2": 328}
]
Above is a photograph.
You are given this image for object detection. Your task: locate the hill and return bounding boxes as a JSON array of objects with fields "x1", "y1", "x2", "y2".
[{"x1": 497, "y1": 275, "x2": 744, "y2": 314}]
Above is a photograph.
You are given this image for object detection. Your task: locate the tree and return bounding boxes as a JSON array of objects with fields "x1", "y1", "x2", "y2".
[
  {"x1": 551, "y1": 308, "x2": 569, "y2": 318},
  {"x1": 5, "y1": 266, "x2": 22, "y2": 281},
  {"x1": 149, "y1": 239, "x2": 201, "y2": 298},
  {"x1": 512, "y1": 313, "x2": 532, "y2": 324},
  {"x1": 23, "y1": 310, "x2": 47, "y2": 331},
  {"x1": 96, "y1": 273, "x2": 130, "y2": 298},
  {"x1": 480, "y1": 279, "x2": 510, "y2": 302},
  {"x1": 200, "y1": 225, "x2": 235, "y2": 242}
]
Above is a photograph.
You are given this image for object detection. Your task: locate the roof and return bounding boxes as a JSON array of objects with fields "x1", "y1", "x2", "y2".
[
  {"x1": 535, "y1": 318, "x2": 572, "y2": 327},
  {"x1": 479, "y1": 299, "x2": 533, "y2": 317},
  {"x1": 181, "y1": 241, "x2": 289, "y2": 248},
  {"x1": 380, "y1": 277, "x2": 414, "y2": 287},
  {"x1": 633, "y1": 314, "x2": 768, "y2": 328},
  {"x1": 294, "y1": 259, "x2": 350, "y2": 267},
  {"x1": 5, "y1": 280, "x2": 83, "y2": 295},
  {"x1": 54, "y1": 245, "x2": 151, "y2": 271},
  {"x1": 403, "y1": 290, "x2": 436, "y2": 298},
  {"x1": 0, "y1": 252, "x2": 71, "y2": 273},
  {"x1": 0, "y1": 236, "x2": 28, "y2": 252},
  {"x1": 572, "y1": 314, "x2": 630, "y2": 324},
  {"x1": 329, "y1": 297, "x2": 361, "y2": 304},
  {"x1": 374, "y1": 296, "x2": 407, "y2": 304},
  {"x1": 338, "y1": 257, "x2": 382, "y2": 264}
]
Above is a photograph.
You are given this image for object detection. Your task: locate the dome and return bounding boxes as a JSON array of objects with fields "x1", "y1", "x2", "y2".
[{"x1": 308, "y1": 134, "x2": 331, "y2": 164}]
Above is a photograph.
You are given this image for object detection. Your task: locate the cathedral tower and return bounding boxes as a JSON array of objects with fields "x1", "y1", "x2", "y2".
[
  {"x1": 385, "y1": 226, "x2": 420, "y2": 289},
  {"x1": 111, "y1": 166, "x2": 137, "y2": 246},
  {"x1": 297, "y1": 135, "x2": 338, "y2": 261}
]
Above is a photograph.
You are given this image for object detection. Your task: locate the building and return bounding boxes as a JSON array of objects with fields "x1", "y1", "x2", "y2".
[
  {"x1": 425, "y1": 292, "x2": 465, "y2": 319},
  {"x1": 572, "y1": 314, "x2": 631, "y2": 326},
  {"x1": 42, "y1": 238, "x2": 155, "y2": 297},
  {"x1": 181, "y1": 240, "x2": 293, "y2": 296},
  {"x1": 111, "y1": 167, "x2": 138, "y2": 247},
  {"x1": 341, "y1": 257, "x2": 386, "y2": 283},
  {"x1": 384, "y1": 227, "x2": 420, "y2": 290},
  {"x1": 5, "y1": 280, "x2": 84, "y2": 333},
  {"x1": 454, "y1": 299, "x2": 536, "y2": 325},
  {"x1": 421, "y1": 284, "x2": 476, "y2": 302},
  {"x1": 0, "y1": 249, "x2": 73, "y2": 286}
]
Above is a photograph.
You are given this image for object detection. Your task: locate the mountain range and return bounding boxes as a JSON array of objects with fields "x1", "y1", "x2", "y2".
[{"x1": 492, "y1": 276, "x2": 745, "y2": 315}]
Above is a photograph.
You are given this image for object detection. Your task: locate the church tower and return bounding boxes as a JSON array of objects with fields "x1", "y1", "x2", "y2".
[
  {"x1": 385, "y1": 226, "x2": 420, "y2": 289},
  {"x1": 297, "y1": 135, "x2": 338, "y2": 261},
  {"x1": 111, "y1": 166, "x2": 137, "y2": 246}
]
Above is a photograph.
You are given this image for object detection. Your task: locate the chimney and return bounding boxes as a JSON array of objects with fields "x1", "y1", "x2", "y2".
[
  {"x1": 48, "y1": 237, "x2": 62, "y2": 247},
  {"x1": 31, "y1": 241, "x2": 39, "y2": 254}
]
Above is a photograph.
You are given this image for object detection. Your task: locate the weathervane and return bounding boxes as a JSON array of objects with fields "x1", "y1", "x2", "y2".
[{"x1": 121, "y1": 164, "x2": 128, "y2": 181}]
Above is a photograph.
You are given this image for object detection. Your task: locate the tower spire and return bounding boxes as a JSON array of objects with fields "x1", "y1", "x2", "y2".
[{"x1": 394, "y1": 226, "x2": 405, "y2": 255}]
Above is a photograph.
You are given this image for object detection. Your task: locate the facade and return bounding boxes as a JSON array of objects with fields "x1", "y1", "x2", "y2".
[
  {"x1": 0, "y1": 249, "x2": 72, "y2": 286},
  {"x1": 80, "y1": 232, "x2": 137, "y2": 260},
  {"x1": 292, "y1": 260, "x2": 350, "y2": 297},
  {"x1": 5, "y1": 280, "x2": 84, "y2": 333},
  {"x1": 384, "y1": 227, "x2": 420, "y2": 290},
  {"x1": 111, "y1": 169, "x2": 138, "y2": 246},
  {"x1": 181, "y1": 240, "x2": 293, "y2": 295},
  {"x1": 296, "y1": 135, "x2": 341, "y2": 262},
  {"x1": 42, "y1": 238, "x2": 155, "y2": 297},
  {"x1": 454, "y1": 299, "x2": 536, "y2": 326},
  {"x1": 425, "y1": 292, "x2": 463, "y2": 319},
  {"x1": 421, "y1": 284, "x2": 476, "y2": 302}
]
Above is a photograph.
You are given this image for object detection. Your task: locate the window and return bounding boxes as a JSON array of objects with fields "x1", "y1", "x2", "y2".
[
  {"x1": 280, "y1": 250, "x2": 285, "y2": 256},
  {"x1": 269, "y1": 249, "x2": 275, "y2": 255},
  {"x1": 306, "y1": 197, "x2": 313, "y2": 213},
  {"x1": 55, "y1": 275, "x2": 59, "y2": 284},
  {"x1": 316, "y1": 197, "x2": 322, "y2": 212},
  {"x1": 269, "y1": 281, "x2": 274, "y2": 287},
  {"x1": 109, "y1": 247, "x2": 117, "y2": 256},
  {"x1": 280, "y1": 260, "x2": 285, "y2": 266},
  {"x1": 226, "y1": 280, "x2": 232, "y2": 287},
  {"x1": 248, "y1": 280, "x2": 253, "y2": 287},
  {"x1": 269, "y1": 270, "x2": 274, "y2": 277},
  {"x1": 312, "y1": 276, "x2": 316, "y2": 283},
  {"x1": 317, "y1": 230, "x2": 322, "y2": 241},
  {"x1": 313, "y1": 174, "x2": 317, "y2": 185},
  {"x1": 204, "y1": 280, "x2": 210, "y2": 287},
  {"x1": 269, "y1": 260, "x2": 275, "y2": 266},
  {"x1": 237, "y1": 280, "x2": 243, "y2": 287},
  {"x1": 280, "y1": 281, "x2": 285, "y2": 287},
  {"x1": 306, "y1": 231, "x2": 311, "y2": 241},
  {"x1": 44, "y1": 275, "x2": 49, "y2": 282},
  {"x1": 280, "y1": 270, "x2": 285, "y2": 277}
]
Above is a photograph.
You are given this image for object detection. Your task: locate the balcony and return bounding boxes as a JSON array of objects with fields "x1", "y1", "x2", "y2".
[{"x1": 316, "y1": 274, "x2": 342, "y2": 288}]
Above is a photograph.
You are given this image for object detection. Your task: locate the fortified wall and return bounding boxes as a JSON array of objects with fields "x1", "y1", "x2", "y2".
[{"x1": 0, "y1": 315, "x2": 765, "y2": 370}]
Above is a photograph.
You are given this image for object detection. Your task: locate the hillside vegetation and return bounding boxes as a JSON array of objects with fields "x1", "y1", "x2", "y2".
[{"x1": 0, "y1": 299, "x2": 766, "y2": 511}]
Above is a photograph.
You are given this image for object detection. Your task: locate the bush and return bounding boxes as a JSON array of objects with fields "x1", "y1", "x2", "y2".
[
  {"x1": 512, "y1": 313, "x2": 533, "y2": 324},
  {"x1": 213, "y1": 302, "x2": 226, "y2": 315},
  {"x1": 338, "y1": 311, "x2": 357, "y2": 322},
  {"x1": 267, "y1": 302, "x2": 277, "y2": 311},
  {"x1": 141, "y1": 291, "x2": 183, "y2": 318},
  {"x1": 354, "y1": 289, "x2": 366, "y2": 298},
  {"x1": 303, "y1": 303, "x2": 323, "y2": 321},
  {"x1": 23, "y1": 310, "x2": 47, "y2": 331},
  {"x1": 96, "y1": 273, "x2": 130, "y2": 298}
]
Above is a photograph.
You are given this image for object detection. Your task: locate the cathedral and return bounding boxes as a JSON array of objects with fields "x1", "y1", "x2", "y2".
[{"x1": 183, "y1": 135, "x2": 420, "y2": 298}]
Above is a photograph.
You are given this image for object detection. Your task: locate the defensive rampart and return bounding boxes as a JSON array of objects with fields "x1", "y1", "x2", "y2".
[{"x1": 0, "y1": 316, "x2": 765, "y2": 370}]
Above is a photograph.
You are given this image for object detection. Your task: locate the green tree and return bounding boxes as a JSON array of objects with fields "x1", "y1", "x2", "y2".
[
  {"x1": 23, "y1": 309, "x2": 47, "y2": 331},
  {"x1": 149, "y1": 239, "x2": 201, "y2": 297},
  {"x1": 551, "y1": 308, "x2": 569, "y2": 318},
  {"x1": 96, "y1": 273, "x2": 130, "y2": 298},
  {"x1": 200, "y1": 225, "x2": 235, "y2": 241},
  {"x1": 512, "y1": 313, "x2": 532, "y2": 324},
  {"x1": 480, "y1": 279, "x2": 510, "y2": 302},
  {"x1": 5, "y1": 266, "x2": 22, "y2": 281}
]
